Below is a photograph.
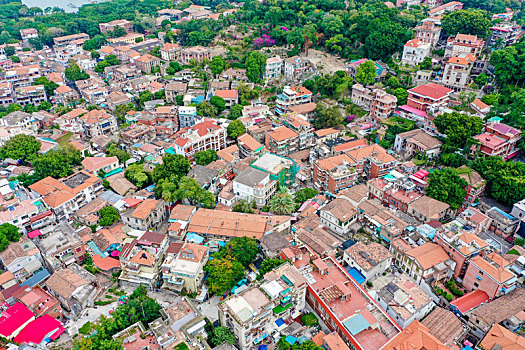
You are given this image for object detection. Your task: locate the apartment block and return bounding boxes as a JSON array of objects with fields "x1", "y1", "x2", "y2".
[
  {"x1": 275, "y1": 86, "x2": 312, "y2": 115},
  {"x1": 473, "y1": 122, "x2": 522, "y2": 160},
  {"x1": 161, "y1": 242, "x2": 209, "y2": 293},
  {"x1": 172, "y1": 120, "x2": 227, "y2": 161},
  {"x1": 313, "y1": 154, "x2": 359, "y2": 194},
  {"x1": 99, "y1": 19, "x2": 133, "y2": 35},
  {"x1": 121, "y1": 199, "x2": 168, "y2": 231},
  {"x1": 265, "y1": 126, "x2": 299, "y2": 156},
  {"x1": 445, "y1": 34, "x2": 485, "y2": 58},
  {"x1": 413, "y1": 19, "x2": 442, "y2": 47},
  {"x1": 463, "y1": 253, "x2": 518, "y2": 299},
  {"x1": 351, "y1": 84, "x2": 397, "y2": 121},
  {"x1": 401, "y1": 39, "x2": 431, "y2": 66}
]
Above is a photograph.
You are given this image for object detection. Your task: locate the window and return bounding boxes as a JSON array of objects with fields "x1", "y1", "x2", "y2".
[{"x1": 474, "y1": 282, "x2": 479, "y2": 288}]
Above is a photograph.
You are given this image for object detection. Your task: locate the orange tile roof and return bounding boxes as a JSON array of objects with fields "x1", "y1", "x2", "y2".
[
  {"x1": 317, "y1": 154, "x2": 356, "y2": 171},
  {"x1": 406, "y1": 242, "x2": 449, "y2": 270},
  {"x1": 314, "y1": 128, "x2": 340, "y2": 138},
  {"x1": 130, "y1": 199, "x2": 160, "y2": 220},
  {"x1": 92, "y1": 255, "x2": 121, "y2": 271},
  {"x1": 481, "y1": 324, "x2": 525, "y2": 350},
  {"x1": 346, "y1": 144, "x2": 395, "y2": 164},
  {"x1": 384, "y1": 320, "x2": 450, "y2": 350},
  {"x1": 470, "y1": 254, "x2": 514, "y2": 284},
  {"x1": 323, "y1": 332, "x2": 350, "y2": 350},
  {"x1": 215, "y1": 89, "x2": 238, "y2": 99},
  {"x1": 267, "y1": 125, "x2": 299, "y2": 142},
  {"x1": 333, "y1": 139, "x2": 368, "y2": 152},
  {"x1": 129, "y1": 250, "x2": 155, "y2": 266},
  {"x1": 81, "y1": 156, "x2": 118, "y2": 173},
  {"x1": 238, "y1": 133, "x2": 263, "y2": 151}
]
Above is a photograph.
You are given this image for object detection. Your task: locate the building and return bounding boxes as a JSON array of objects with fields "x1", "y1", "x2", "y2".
[
  {"x1": 383, "y1": 321, "x2": 449, "y2": 350},
  {"x1": 29, "y1": 171, "x2": 103, "y2": 219},
  {"x1": 14, "y1": 85, "x2": 46, "y2": 106},
  {"x1": 371, "y1": 275, "x2": 434, "y2": 329},
  {"x1": 180, "y1": 46, "x2": 211, "y2": 65},
  {"x1": 313, "y1": 154, "x2": 359, "y2": 194},
  {"x1": 486, "y1": 206, "x2": 520, "y2": 240},
  {"x1": 265, "y1": 126, "x2": 299, "y2": 156},
  {"x1": 473, "y1": 122, "x2": 522, "y2": 160},
  {"x1": 275, "y1": 86, "x2": 312, "y2": 115},
  {"x1": 172, "y1": 120, "x2": 226, "y2": 161},
  {"x1": 99, "y1": 19, "x2": 133, "y2": 35},
  {"x1": 457, "y1": 165, "x2": 486, "y2": 206},
  {"x1": 0, "y1": 236, "x2": 45, "y2": 284},
  {"x1": 345, "y1": 59, "x2": 386, "y2": 80},
  {"x1": 20, "y1": 28, "x2": 38, "y2": 42},
  {"x1": 480, "y1": 323, "x2": 525, "y2": 349},
  {"x1": 441, "y1": 54, "x2": 476, "y2": 91},
  {"x1": 215, "y1": 89, "x2": 239, "y2": 108},
  {"x1": 462, "y1": 253, "x2": 517, "y2": 299},
  {"x1": 0, "y1": 303, "x2": 35, "y2": 340},
  {"x1": 121, "y1": 199, "x2": 168, "y2": 231},
  {"x1": 160, "y1": 42, "x2": 180, "y2": 61},
  {"x1": 406, "y1": 83, "x2": 453, "y2": 112},
  {"x1": 79, "y1": 109, "x2": 118, "y2": 139},
  {"x1": 283, "y1": 56, "x2": 311, "y2": 80},
  {"x1": 391, "y1": 240, "x2": 455, "y2": 286},
  {"x1": 393, "y1": 129, "x2": 442, "y2": 159},
  {"x1": 445, "y1": 33, "x2": 485, "y2": 58},
  {"x1": 343, "y1": 242, "x2": 392, "y2": 282},
  {"x1": 53, "y1": 33, "x2": 90, "y2": 47},
  {"x1": 135, "y1": 54, "x2": 161, "y2": 73},
  {"x1": 346, "y1": 144, "x2": 398, "y2": 179},
  {"x1": 319, "y1": 198, "x2": 358, "y2": 236},
  {"x1": 237, "y1": 133, "x2": 264, "y2": 158},
  {"x1": 233, "y1": 167, "x2": 278, "y2": 208},
  {"x1": 407, "y1": 195, "x2": 450, "y2": 222},
  {"x1": 4, "y1": 65, "x2": 41, "y2": 88},
  {"x1": 45, "y1": 264, "x2": 105, "y2": 316},
  {"x1": 401, "y1": 39, "x2": 432, "y2": 66},
  {"x1": 161, "y1": 242, "x2": 209, "y2": 293},
  {"x1": 414, "y1": 19, "x2": 442, "y2": 47},
  {"x1": 218, "y1": 262, "x2": 307, "y2": 349},
  {"x1": 250, "y1": 152, "x2": 299, "y2": 187},
  {"x1": 81, "y1": 156, "x2": 120, "y2": 176},
  {"x1": 119, "y1": 232, "x2": 168, "y2": 288},
  {"x1": 177, "y1": 106, "x2": 197, "y2": 128},
  {"x1": 487, "y1": 23, "x2": 524, "y2": 47},
  {"x1": 351, "y1": 84, "x2": 397, "y2": 121},
  {"x1": 264, "y1": 56, "x2": 283, "y2": 79}
]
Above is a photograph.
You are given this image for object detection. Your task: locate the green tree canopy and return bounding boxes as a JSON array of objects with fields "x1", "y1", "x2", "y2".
[
  {"x1": 194, "y1": 149, "x2": 217, "y2": 166},
  {"x1": 312, "y1": 103, "x2": 344, "y2": 130},
  {"x1": 0, "y1": 134, "x2": 40, "y2": 161},
  {"x1": 259, "y1": 258, "x2": 285, "y2": 276},
  {"x1": 425, "y1": 168, "x2": 467, "y2": 211},
  {"x1": 215, "y1": 237, "x2": 259, "y2": 267},
  {"x1": 210, "y1": 327, "x2": 236, "y2": 346},
  {"x1": 124, "y1": 163, "x2": 151, "y2": 189},
  {"x1": 232, "y1": 199, "x2": 255, "y2": 213},
  {"x1": 152, "y1": 154, "x2": 190, "y2": 182},
  {"x1": 204, "y1": 258, "x2": 244, "y2": 294},
  {"x1": 65, "y1": 62, "x2": 89, "y2": 81},
  {"x1": 32, "y1": 147, "x2": 82, "y2": 180},
  {"x1": 209, "y1": 55, "x2": 226, "y2": 75},
  {"x1": 196, "y1": 101, "x2": 218, "y2": 118},
  {"x1": 270, "y1": 189, "x2": 296, "y2": 214},
  {"x1": 294, "y1": 188, "x2": 318, "y2": 205},
  {"x1": 210, "y1": 96, "x2": 226, "y2": 113},
  {"x1": 245, "y1": 51, "x2": 267, "y2": 83},
  {"x1": 355, "y1": 60, "x2": 377, "y2": 85},
  {"x1": 99, "y1": 206, "x2": 120, "y2": 227},
  {"x1": 228, "y1": 104, "x2": 243, "y2": 120},
  {"x1": 434, "y1": 111, "x2": 484, "y2": 149},
  {"x1": 105, "y1": 142, "x2": 131, "y2": 163},
  {"x1": 0, "y1": 223, "x2": 21, "y2": 251},
  {"x1": 227, "y1": 119, "x2": 246, "y2": 139},
  {"x1": 34, "y1": 76, "x2": 59, "y2": 97},
  {"x1": 442, "y1": 9, "x2": 491, "y2": 37}
]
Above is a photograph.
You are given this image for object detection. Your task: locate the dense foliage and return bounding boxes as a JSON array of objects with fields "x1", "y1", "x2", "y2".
[
  {"x1": 194, "y1": 150, "x2": 217, "y2": 166},
  {"x1": 425, "y1": 168, "x2": 468, "y2": 211},
  {"x1": 0, "y1": 134, "x2": 40, "y2": 161},
  {"x1": 99, "y1": 206, "x2": 120, "y2": 227},
  {"x1": 434, "y1": 112, "x2": 484, "y2": 150},
  {"x1": 0, "y1": 223, "x2": 21, "y2": 252}
]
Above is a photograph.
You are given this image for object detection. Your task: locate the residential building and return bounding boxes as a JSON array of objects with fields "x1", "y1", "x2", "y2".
[
  {"x1": 179, "y1": 46, "x2": 211, "y2": 65},
  {"x1": 371, "y1": 275, "x2": 434, "y2": 329},
  {"x1": 319, "y1": 198, "x2": 358, "y2": 236},
  {"x1": 45, "y1": 263, "x2": 107, "y2": 316},
  {"x1": 13, "y1": 286, "x2": 63, "y2": 320},
  {"x1": 218, "y1": 262, "x2": 307, "y2": 349},
  {"x1": 20, "y1": 28, "x2": 38, "y2": 42},
  {"x1": 215, "y1": 89, "x2": 238, "y2": 108},
  {"x1": 237, "y1": 133, "x2": 264, "y2": 158},
  {"x1": 414, "y1": 19, "x2": 442, "y2": 47},
  {"x1": 81, "y1": 156, "x2": 120, "y2": 176},
  {"x1": 4, "y1": 65, "x2": 41, "y2": 88},
  {"x1": 401, "y1": 39, "x2": 432, "y2": 66},
  {"x1": 283, "y1": 56, "x2": 311, "y2": 80},
  {"x1": 0, "y1": 81, "x2": 14, "y2": 106},
  {"x1": 407, "y1": 195, "x2": 450, "y2": 222},
  {"x1": 441, "y1": 54, "x2": 476, "y2": 91},
  {"x1": 121, "y1": 199, "x2": 168, "y2": 231},
  {"x1": 445, "y1": 33, "x2": 485, "y2": 58},
  {"x1": 250, "y1": 152, "x2": 299, "y2": 187},
  {"x1": 120, "y1": 124, "x2": 156, "y2": 147},
  {"x1": 383, "y1": 321, "x2": 449, "y2": 350},
  {"x1": 233, "y1": 167, "x2": 278, "y2": 208},
  {"x1": 342, "y1": 242, "x2": 393, "y2": 282},
  {"x1": 487, "y1": 23, "x2": 524, "y2": 47},
  {"x1": 393, "y1": 129, "x2": 442, "y2": 159},
  {"x1": 275, "y1": 86, "x2": 312, "y2": 115},
  {"x1": 486, "y1": 206, "x2": 520, "y2": 240},
  {"x1": 313, "y1": 154, "x2": 359, "y2": 194},
  {"x1": 471, "y1": 98, "x2": 491, "y2": 116},
  {"x1": 458, "y1": 206, "x2": 492, "y2": 234},
  {"x1": 134, "y1": 54, "x2": 161, "y2": 73},
  {"x1": 119, "y1": 232, "x2": 168, "y2": 288},
  {"x1": 480, "y1": 324, "x2": 525, "y2": 349},
  {"x1": 0, "y1": 236, "x2": 45, "y2": 284},
  {"x1": 53, "y1": 33, "x2": 90, "y2": 47},
  {"x1": 0, "y1": 303, "x2": 35, "y2": 340},
  {"x1": 345, "y1": 59, "x2": 386, "y2": 80},
  {"x1": 165, "y1": 82, "x2": 187, "y2": 103},
  {"x1": 29, "y1": 171, "x2": 103, "y2": 219},
  {"x1": 351, "y1": 84, "x2": 397, "y2": 121},
  {"x1": 264, "y1": 56, "x2": 283, "y2": 79},
  {"x1": 107, "y1": 33, "x2": 144, "y2": 45},
  {"x1": 265, "y1": 126, "x2": 299, "y2": 156},
  {"x1": 172, "y1": 120, "x2": 227, "y2": 161},
  {"x1": 178, "y1": 106, "x2": 198, "y2": 128},
  {"x1": 457, "y1": 165, "x2": 486, "y2": 206},
  {"x1": 463, "y1": 253, "x2": 518, "y2": 299},
  {"x1": 406, "y1": 83, "x2": 453, "y2": 112},
  {"x1": 79, "y1": 109, "x2": 118, "y2": 139},
  {"x1": 14, "y1": 85, "x2": 46, "y2": 106},
  {"x1": 161, "y1": 242, "x2": 209, "y2": 293},
  {"x1": 391, "y1": 240, "x2": 455, "y2": 285},
  {"x1": 282, "y1": 113, "x2": 315, "y2": 149},
  {"x1": 346, "y1": 144, "x2": 398, "y2": 179},
  {"x1": 160, "y1": 42, "x2": 180, "y2": 61},
  {"x1": 99, "y1": 19, "x2": 133, "y2": 35},
  {"x1": 473, "y1": 122, "x2": 522, "y2": 160}
]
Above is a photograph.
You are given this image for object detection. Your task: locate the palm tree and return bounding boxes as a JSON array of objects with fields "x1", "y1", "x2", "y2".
[{"x1": 269, "y1": 189, "x2": 296, "y2": 214}]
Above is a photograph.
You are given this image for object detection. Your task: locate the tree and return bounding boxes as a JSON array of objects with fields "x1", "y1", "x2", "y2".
[
  {"x1": 125, "y1": 163, "x2": 151, "y2": 188},
  {"x1": 270, "y1": 189, "x2": 296, "y2": 214},
  {"x1": 209, "y1": 55, "x2": 226, "y2": 75},
  {"x1": 156, "y1": 177, "x2": 215, "y2": 208},
  {"x1": 245, "y1": 51, "x2": 267, "y2": 83},
  {"x1": 65, "y1": 62, "x2": 89, "y2": 81},
  {"x1": 294, "y1": 188, "x2": 318, "y2": 205},
  {"x1": 227, "y1": 119, "x2": 246, "y2": 139},
  {"x1": 228, "y1": 104, "x2": 243, "y2": 120},
  {"x1": 166, "y1": 61, "x2": 182, "y2": 75},
  {"x1": 355, "y1": 60, "x2": 377, "y2": 85},
  {"x1": 210, "y1": 96, "x2": 226, "y2": 113},
  {"x1": 425, "y1": 168, "x2": 467, "y2": 211},
  {"x1": 175, "y1": 95, "x2": 184, "y2": 106},
  {"x1": 99, "y1": 206, "x2": 120, "y2": 227},
  {"x1": 32, "y1": 148, "x2": 82, "y2": 180},
  {"x1": 475, "y1": 72, "x2": 488, "y2": 87},
  {"x1": 108, "y1": 26, "x2": 127, "y2": 38},
  {"x1": 232, "y1": 199, "x2": 254, "y2": 213},
  {"x1": 194, "y1": 150, "x2": 217, "y2": 166},
  {"x1": 434, "y1": 112, "x2": 484, "y2": 149},
  {"x1": 152, "y1": 154, "x2": 190, "y2": 182},
  {"x1": 259, "y1": 258, "x2": 284, "y2": 276},
  {"x1": 392, "y1": 88, "x2": 408, "y2": 105},
  {"x1": 196, "y1": 101, "x2": 218, "y2": 118},
  {"x1": 0, "y1": 134, "x2": 40, "y2": 161},
  {"x1": 312, "y1": 104, "x2": 344, "y2": 130},
  {"x1": 139, "y1": 90, "x2": 154, "y2": 106},
  {"x1": 442, "y1": 9, "x2": 491, "y2": 37},
  {"x1": 34, "y1": 77, "x2": 59, "y2": 97},
  {"x1": 419, "y1": 57, "x2": 432, "y2": 70},
  {"x1": 210, "y1": 327, "x2": 235, "y2": 346},
  {"x1": 204, "y1": 258, "x2": 244, "y2": 294},
  {"x1": 105, "y1": 142, "x2": 130, "y2": 163},
  {"x1": 216, "y1": 237, "x2": 259, "y2": 267}
]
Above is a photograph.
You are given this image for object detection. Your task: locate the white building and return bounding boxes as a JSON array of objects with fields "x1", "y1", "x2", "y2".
[
  {"x1": 178, "y1": 106, "x2": 198, "y2": 128},
  {"x1": 264, "y1": 56, "x2": 283, "y2": 80},
  {"x1": 319, "y1": 197, "x2": 358, "y2": 236},
  {"x1": 233, "y1": 167, "x2": 278, "y2": 208},
  {"x1": 401, "y1": 39, "x2": 431, "y2": 66},
  {"x1": 342, "y1": 242, "x2": 393, "y2": 282}
]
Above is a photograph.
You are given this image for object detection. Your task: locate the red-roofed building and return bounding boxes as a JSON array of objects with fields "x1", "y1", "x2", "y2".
[
  {"x1": 473, "y1": 122, "x2": 521, "y2": 160},
  {"x1": 171, "y1": 120, "x2": 227, "y2": 161},
  {"x1": 215, "y1": 89, "x2": 238, "y2": 107},
  {"x1": 275, "y1": 86, "x2": 312, "y2": 115},
  {"x1": 445, "y1": 33, "x2": 485, "y2": 58},
  {"x1": 450, "y1": 289, "x2": 490, "y2": 316},
  {"x1": 463, "y1": 253, "x2": 518, "y2": 299},
  {"x1": 401, "y1": 39, "x2": 431, "y2": 66},
  {"x1": 265, "y1": 126, "x2": 299, "y2": 156},
  {"x1": 406, "y1": 83, "x2": 453, "y2": 112},
  {"x1": 0, "y1": 302, "x2": 35, "y2": 339},
  {"x1": 13, "y1": 314, "x2": 65, "y2": 344}
]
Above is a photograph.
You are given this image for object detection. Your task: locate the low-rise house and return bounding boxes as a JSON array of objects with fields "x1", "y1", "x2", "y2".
[
  {"x1": 179, "y1": 46, "x2": 211, "y2": 65},
  {"x1": 282, "y1": 113, "x2": 315, "y2": 149},
  {"x1": 283, "y1": 55, "x2": 311, "y2": 80},
  {"x1": 38, "y1": 228, "x2": 86, "y2": 269},
  {"x1": 237, "y1": 133, "x2": 264, "y2": 158},
  {"x1": 160, "y1": 42, "x2": 180, "y2": 61},
  {"x1": 233, "y1": 167, "x2": 277, "y2": 208},
  {"x1": 134, "y1": 54, "x2": 161, "y2": 73},
  {"x1": 343, "y1": 242, "x2": 392, "y2": 282},
  {"x1": 79, "y1": 109, "x2": 118, "y2": 139},
  {"x1": 371, "y1": 274, "x2": 434, "y2": 329},
  {"x1": 471, "y1": 98, "x2": 490, "y2": 116},
  {"x1": 121, "y1": 199, "x2": 167, "y2": 231},
  {"x1": 393, "y1": 129, "x2": 442, "y2": 159},
  {"x1": 463, "y1": 253, "x2": 518, "y2": 299},
  {"x1": 401, "y1": 39, "x2": 431, "y2": 66},
  {"x1": 480, "y1": 323, "x2": 525, "y2": 349},
  {"x1": 473, "y1": 122, "x2": 522, "y2": 160},
  {"x1": 265, "y1": 125, "x2": 299, "y2": 156},
  {"x1": 319, "y1": 198, "x2": 358, "y2": 236},
  {"x1": 260, "y1": 232, "x2": 292, "y2": 258},
  {"x1": 99, "y1": 19, "x2": 133, "y2": 35},
  {"x1": 171, "y1": 120, "x2": 227, "y2": 161},
  {"x1": 313, "y1": 154, "x2": 359, "y2": 194},
  {"x1": 166, "y1": 82, "x2": 187, "y2": 103},
  {"x1": 391, "y1": 240, "x2": 455, "y2": 286},
  {"x1": 0, "y1": 302, "x2": 35, "y2": 340},
  {"x1": 441, "y1": 54, "x2": 476, "y2": 91},
  {"x1": 407, "y1": 195, "x2": 450, "y2": 222},
  {"x1": 81, "y1": 156, "x2": 120, "y2": 176},
  {"x1": 486, "y1": 206, "x2": 520, "y2": 241},
  {"x1": 14, "y1": 85, "x2": 46, "y2": 106},
  {"x1": 161, "y1": 242, "x2": 209, "y2": 293},
  {"x1": 275, "y1": 86, "x2": 312, "y2": 116},
  {"x1": 414, "y1": 19, "x2": 441, "y2": 47},
  {"x1": 264, "y1": 56, "x2": 283, "y2": 80},
  {"x1": 445, "y1": 33, "x2": 484, "y2": 58},
  {"x1": 215, "y1": 89, "x2": 238, "y2": 108},
  {"x1": 45, "y1": 263, "x2": 108, "y2": 316},
  {"x1": 13, "y1": 286, "x2": 63, "y2": 320},
  {"x1": 0, "y1": 237, "x2": 45, "y2": 285},
  {"x1": 383, "y1": 320, "x2": 448, "y2": 349}
]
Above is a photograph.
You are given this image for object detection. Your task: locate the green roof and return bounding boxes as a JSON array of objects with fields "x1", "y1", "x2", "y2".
[{"x1": 273, "y1": 302, "x2": 292, "y2": 315}]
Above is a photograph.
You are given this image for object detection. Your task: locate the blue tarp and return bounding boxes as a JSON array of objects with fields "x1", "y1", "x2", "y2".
[
  {"x1": 87, "y1": 241, "x2": 104, "y2": 257},
  {"x1": 186, "y1": 232, "x2": 205, "y2": 244},
  {"x1": 275, "y1": 318, "x2": 285, "y2": 327},
  {"x1": 343, "y1": 314, "x2": 371, "y2": 336},
  {"x1": 21, "y1": 268, "x2": 50, "y2": 287},
  {"x1": 285, "y1": 336, "x2": 297, "y2": 345},
  {"x1": 346, "y1": 267, "x2": 366, "y2": 284}
]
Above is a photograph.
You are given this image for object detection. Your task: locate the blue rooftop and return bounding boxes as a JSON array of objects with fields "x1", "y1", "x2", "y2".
[
  {"x1": 186, "y1": 232, "x2": 205, "y2": 244},
  {"x1": 21, "y1": 268, "x2": 50, "y2": 287},
  {"x1": 343, "y1": 313, "x2": 371, "y2": 336}
]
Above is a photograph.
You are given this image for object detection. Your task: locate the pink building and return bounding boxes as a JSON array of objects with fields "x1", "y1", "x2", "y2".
[
  {"x1": 463, "y1": 253, "x2": 518, "y2": 299},
  {"x1": 473, "y1": 122, "x2": 521, "y2": 160}
]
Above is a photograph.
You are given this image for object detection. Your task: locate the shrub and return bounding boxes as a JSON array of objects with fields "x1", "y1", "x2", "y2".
[
  {"x1": 78, "y1": 322, "x2": 92, "y2": 335},
  {"x1": 435, "y1": 287, "x2": 443, "y2": 296},
  {"x1": 445, "y1": 293, "x2": 453, "y2": 302},
  {"x1": 94, "y1": 300, "x2": 114, "y2": 306},
  {"x1": 301, "y1": 313, "x2": 319, "y2": 327},
  {"x1": 366, "y1": 281, "x2": 373, "y2": 288}
]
